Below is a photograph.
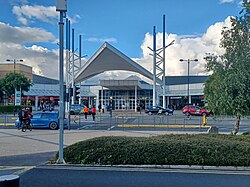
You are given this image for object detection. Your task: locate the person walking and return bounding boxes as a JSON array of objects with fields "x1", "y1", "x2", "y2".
[
  {"x1": 98, "y1": 104, "x2": 101, "y2": 112},
  {"x1": 83, "y1": 106, "x2": 89, "y2": 120},
  {"x1": 91, "y1": 105, "x2": 96, "y2": 121}
]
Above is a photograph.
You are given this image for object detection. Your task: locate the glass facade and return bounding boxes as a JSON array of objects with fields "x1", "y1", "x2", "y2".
[{"x1": 99, "y1": 89, "x2": 153, "y2": 110}]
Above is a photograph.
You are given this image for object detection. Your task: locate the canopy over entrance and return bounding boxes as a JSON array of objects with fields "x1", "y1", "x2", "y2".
[{"x1": 74, "y1": 42, "x2": 162, "y2": 84}]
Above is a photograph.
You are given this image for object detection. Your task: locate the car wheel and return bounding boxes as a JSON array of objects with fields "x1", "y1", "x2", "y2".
[
  {"x1": 49, "y1": 121, "x2": 58, "y2": 130},
  {"x1": 148, "y1": 112, "x2": 152, "y2": 115},
  {"x1": 185, "y1": 112, "x2": 190, "y2": 116},
  {"x1": 70, "y1": 111, "x2": 74, "y2": 115}
]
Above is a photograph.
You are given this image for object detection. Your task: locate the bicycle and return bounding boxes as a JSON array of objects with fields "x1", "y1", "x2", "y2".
[{"x1": 19, "y1": 120, "x2": 32, "y2": 132}]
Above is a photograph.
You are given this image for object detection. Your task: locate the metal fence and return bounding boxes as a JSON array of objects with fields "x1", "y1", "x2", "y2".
[
  {"x1": 69, "y1": 113, "x2": 207, "y2": 130},
  {"x1": 1, "y1": 112, "x2": 249, "y2": 133},
  {"x1": 0, "y1": 114, "x2": 18, "y2": 126}
]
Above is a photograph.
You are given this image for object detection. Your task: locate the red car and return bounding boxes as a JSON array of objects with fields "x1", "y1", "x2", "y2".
[{"x1": 182, "y1": 105, "x2": 210, "y2": 116}]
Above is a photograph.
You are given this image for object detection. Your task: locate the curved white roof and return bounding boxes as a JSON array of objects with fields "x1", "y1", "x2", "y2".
[{"x1": 74, "y1": 42, "x2": 162, "y2": 84}]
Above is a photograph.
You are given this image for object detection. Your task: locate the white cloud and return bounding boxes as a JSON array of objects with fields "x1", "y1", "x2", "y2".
[
  {"x1": 76, "y1": 17, "x2": 233, "y2": 83},
  {"x1": 0, "y1": 22, "x2": 58, "y2": 79},
  {"x1": 0, "y1": 42, "x2": 58, "y2": 79},
  {"x1": 12, "y1": 5, "x2": 57, "y2": 25},
  {"x1": 132, "y1": 16, "x2": 232, "y2": 78},
  {"x1": 12, "y1": 4, "x2": 80, "y2": 25},
  {"x1": 219, "y1": 0, "x2": 234, "y2": 4},
  {"x1": 0, "y1": 16, "x2": 233, "y2": 81},
  {"x1": 0, "y1": 22, "x2": 57, "y2": 44},
  {"x1": 87, "y1": 37, "x2": 118, "y2": 43}
]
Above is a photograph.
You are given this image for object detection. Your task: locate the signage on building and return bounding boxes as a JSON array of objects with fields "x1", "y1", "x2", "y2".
[
  {"x1": 15, "y1": 90, "x2": 21, "y2": 106},
  {"x1": 170, "y1": 96, "x2": 182, "y2": 99}
]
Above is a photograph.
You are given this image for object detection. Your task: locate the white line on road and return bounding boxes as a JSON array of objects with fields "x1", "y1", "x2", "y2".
[{"x1": 107, "y1": 126, "x2": 115, "y2": 131}]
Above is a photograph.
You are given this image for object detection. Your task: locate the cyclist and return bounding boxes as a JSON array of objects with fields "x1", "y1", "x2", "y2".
[{"x1": 23, "y1": 107, "x2": 33, "y2": 130}]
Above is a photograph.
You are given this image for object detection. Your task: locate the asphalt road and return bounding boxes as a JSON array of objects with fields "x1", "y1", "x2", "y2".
[
  {"x1": 1, "y1": 110, "x2": 250, "y2": 134},
  {"x1": 20, "y1": 165, "x2": 250, "y2": 187}
]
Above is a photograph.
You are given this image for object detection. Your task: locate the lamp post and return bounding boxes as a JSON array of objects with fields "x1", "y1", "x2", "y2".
[
  {"x1": 179, "y1": 59, "x2": 198, "y2": 106},
  {"x1": 56, "y1": 0, "x2": 67, "y2": 164},
  {"x1": 6, "y1": 59, "x2": 23, "y2": 106}
]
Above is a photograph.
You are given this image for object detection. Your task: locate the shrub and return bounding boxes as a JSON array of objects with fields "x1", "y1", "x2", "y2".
[{"x1": 57, "y1": 134, "x2": 250, "y2": 166}]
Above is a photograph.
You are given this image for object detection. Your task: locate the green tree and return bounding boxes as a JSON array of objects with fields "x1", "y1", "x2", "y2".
[
  {"x1": 204, "y1": 1, "x2": 250, "y2": 135},
  {"x1": 0, "y1": 72, "x2": 32, "y2": 99},
  {"x1": 0, "y1": 79, "x2": 4, "y2": 103}
]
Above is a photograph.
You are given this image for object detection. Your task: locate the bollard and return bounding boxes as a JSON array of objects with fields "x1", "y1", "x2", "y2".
[
  {"x1": 0, "y1": 175, "x2": 19, "y2": 187},
  {"x1": 202, "y1": 115, "x2": 207, "y2": 126}
]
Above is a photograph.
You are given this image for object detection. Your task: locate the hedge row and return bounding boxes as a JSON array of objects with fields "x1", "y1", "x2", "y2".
[
  {"x1": 60, "y1": 134, "x2": 250, "y2": 166},
  {"x1": 0, "y1": 105, "x2": 31, "y2": 113}
]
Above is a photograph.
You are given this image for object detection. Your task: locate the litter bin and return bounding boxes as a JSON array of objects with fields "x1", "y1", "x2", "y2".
[{"x1": 0, "y1": 175, "x2": 19, "y2": 187}]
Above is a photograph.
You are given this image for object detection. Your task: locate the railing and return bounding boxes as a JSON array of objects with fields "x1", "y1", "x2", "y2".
[
  {"x1": 69, "y1": 113, "x2": 210, "y2": 131},
  {"x1": 1, "y1": 112, "x2": 248, "y2": 133},
  {"x1": 0, "y1": 113, "x2": 18, "y2": 126}
]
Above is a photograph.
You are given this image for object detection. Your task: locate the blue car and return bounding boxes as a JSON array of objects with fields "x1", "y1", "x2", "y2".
[{"x1": 15, "y1": 111, "x2": 63, "y2": 130}]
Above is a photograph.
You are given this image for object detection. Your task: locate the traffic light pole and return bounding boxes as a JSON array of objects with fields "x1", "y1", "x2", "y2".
[
  {"x1": 71, "y1": 28, "x2": 75, "y2": 104},
  {"x1": 56, "y1": 0, "x2": 66, "y2": 164}
]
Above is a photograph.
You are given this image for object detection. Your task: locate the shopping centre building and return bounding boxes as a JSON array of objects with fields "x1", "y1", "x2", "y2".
[
  {"x1": 75, "y1": 42, "x2": 208, "y2": 110},
  {"x1": 0, "y1": 42, "x2": 208, "y2": 110}
]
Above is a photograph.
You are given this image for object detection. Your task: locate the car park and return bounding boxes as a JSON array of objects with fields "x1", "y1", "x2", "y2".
[
  {"x1": 15, "y1": 111, "x2": 65, "y2": 130},
  {"x1": 182, "y1": 105, "x2": 210, "y2": 116},
  {"x1": 145, "y1": 106, "x2": 174, "y2": 115}
]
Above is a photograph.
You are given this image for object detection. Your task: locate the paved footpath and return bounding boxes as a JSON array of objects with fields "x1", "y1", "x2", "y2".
[
  {"x1": 0, "y1": 129, "x2": 204, "y2": 178},
  {"x1": 0, "y1": 129, "x2": 204, "y2": 157}
]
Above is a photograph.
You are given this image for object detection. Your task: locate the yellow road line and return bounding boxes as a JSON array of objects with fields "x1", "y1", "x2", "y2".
[
  {"x1": 117, "y1": 124, "x2": 211, "y2": 129},
  {"x1": 0, "y1": 123, "x2": 15, "y2": 126}
]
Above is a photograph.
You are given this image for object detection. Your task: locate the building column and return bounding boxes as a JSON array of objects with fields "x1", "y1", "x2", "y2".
[
  {"x1": 35, "y1": 96, "x2": 38, "y2": 111},
  {"x1": 101, "y1": 86, "x2": 104, "y2": 109},
  {"x1": 167, "y1": 96, "x2": 170, "y2": 108},
  {"x1": 135, "y1": 85, "x2": 137, "y2": 112}
]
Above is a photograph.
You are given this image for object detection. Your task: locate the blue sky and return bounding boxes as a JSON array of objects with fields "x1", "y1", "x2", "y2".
[{"x1": 0, "y1": 0, "x2": 244, "y2": 79}]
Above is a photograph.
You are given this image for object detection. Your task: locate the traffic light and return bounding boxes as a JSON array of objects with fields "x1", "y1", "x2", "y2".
[
  {"x1": 75, "y1": 85, "x2": 81, "y2": 101},
  {"x1": 63, "y1": 85, "x2": 73, "y2": 102}
]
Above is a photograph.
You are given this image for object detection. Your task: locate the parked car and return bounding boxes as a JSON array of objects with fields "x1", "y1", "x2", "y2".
[
  {"x1": 145, "y1": 106, "x2": 174, "y2": 115},
  {"x1": 15, "y1": 111, "x2": 66, "y2": 130},
  {"x1": 69, "y1": 104, "x2": 85, "y2": 115},
  {"x1": 182, "y1": 105, "x2": 210, "y2": 116}
]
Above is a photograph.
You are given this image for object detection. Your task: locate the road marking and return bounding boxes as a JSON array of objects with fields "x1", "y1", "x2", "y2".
[
  {"x1": 0, "y1": 123, "x2": 15, "y2": 126},
  {"x1": 0, "y1": 166, "x2": 34, "y2": 175},
  {"x1": 77, "y1": 125, "x2": 94, "y2": 130},
  {"x1": 117, "y1": 124, "x2": 211, "y2": 129},
  {"x1": 37, "y1": 165, "x2": 250, "y2": 176},
  {"x1": 107, "y1": 126, "x2": 115, "y2": 130}
]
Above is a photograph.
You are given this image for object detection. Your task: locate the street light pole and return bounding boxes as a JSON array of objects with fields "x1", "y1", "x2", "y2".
[
  {"x1": 56, "y1": 0, "x2": 67, "y2": 164},
  {"x1": 187, "y1": 59, "x2": 190, "y2": 105},
  {"x1": 6, "y1": 59, "x2": 23, "y2": 106},
  {"x1": 179, "y1": 59, "x2": 198, "y2": 106}
]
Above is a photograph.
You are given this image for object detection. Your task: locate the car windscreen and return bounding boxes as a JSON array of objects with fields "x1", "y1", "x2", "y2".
[{"x1": 41, "y1": 113, "x2": 57, "y2": 118}]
